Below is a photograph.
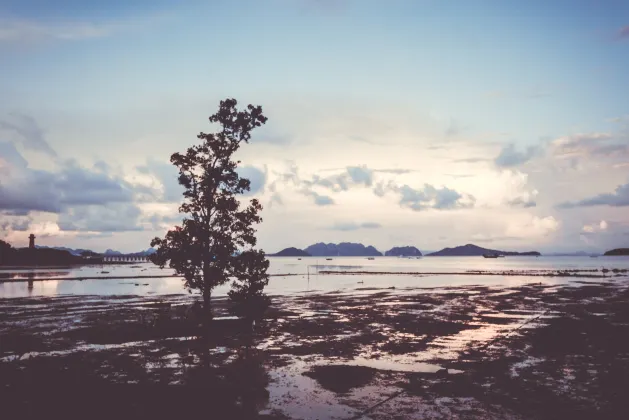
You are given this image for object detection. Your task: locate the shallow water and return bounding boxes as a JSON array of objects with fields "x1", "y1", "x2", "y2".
[{"x1": 1, "y1": 256, "x2": 628, "y2": 299}]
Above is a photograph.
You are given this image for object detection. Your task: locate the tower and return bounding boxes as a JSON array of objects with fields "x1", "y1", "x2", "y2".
[{"x1": 29, "y1": 234, "x2": 36, "y2": 249}]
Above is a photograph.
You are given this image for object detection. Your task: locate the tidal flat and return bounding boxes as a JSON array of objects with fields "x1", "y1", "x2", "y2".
[{"x1": 2, "y1": 278, "x2": 629, "y2": 419}]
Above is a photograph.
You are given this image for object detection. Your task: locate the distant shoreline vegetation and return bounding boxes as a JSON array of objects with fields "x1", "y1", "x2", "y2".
[{"x1": 0, "y1": 239, "x2": 155, "y2": 267}]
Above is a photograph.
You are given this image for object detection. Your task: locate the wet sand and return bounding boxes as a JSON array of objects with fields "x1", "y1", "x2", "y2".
[{"x1": 1, "y1": 277, "x2": 629, "y2": 419}]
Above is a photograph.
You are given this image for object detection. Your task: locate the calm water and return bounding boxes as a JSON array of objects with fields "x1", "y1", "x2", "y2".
[{"x1": 1, "y1": 256, "x2": 628, "y2": 299}]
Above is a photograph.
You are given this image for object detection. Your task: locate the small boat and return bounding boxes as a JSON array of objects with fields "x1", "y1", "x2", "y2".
[
  {"x1": 326, "y1": 258, "x2": 333, "y2": 261},
  {"x1": 297, "y1": 258, "x2": 301, "y2": 260},
  {"x1": 483, "y1": 254, "x2": 499, "y2": 259},
  {"x1": 367, "y1": 257, "x2": 375, "y2": 260}
]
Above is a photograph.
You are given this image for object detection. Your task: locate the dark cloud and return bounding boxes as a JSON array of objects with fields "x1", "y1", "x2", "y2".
[
  {"x1": 376, "y1": 182, "x2": 475, "y2": 211},
  {"x1": 494, "y1": 143, "x2": 541, "y2": 168},
  {"x1": 0, "y1": 141, "x2": 142, "y2": 215},
  {"x1": 303, "y1": 165, "x2": 374, "y2": 192},
  {"x1": 0, "y1": 114, "x2": 57, "y2": 157},
  {"x1": 558, "y1": 181, "x2": 629, "y2": 208},
  {"x1": 330, "y1": 221, "x2": 382, "y2": 231},
  {"x1": 0, "y1": 217, "x2": 31, "y2": 232},
  {"x1": 507, "y1": 197, "x2": 537, "y2": 208}
]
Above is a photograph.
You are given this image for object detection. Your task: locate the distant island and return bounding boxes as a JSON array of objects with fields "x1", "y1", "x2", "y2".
[
  {"x1": 604, "y1": 248, "x2": 629, "y2": 256},
  {"x1": 385, "y1": 246, "x2": 422, "y2": 257},
  {"x1": 270, "y1": 247, "x2": 311, "y2": 257},
  {"x1": 428, "y1": 244, "x2": 541, "y2": 257},
  {"x1": 305, "y1": 242, "x2": 383, "y2": 257},
  {"x1": 269, "y1": 243, "x2": 428, "y2": 257}
]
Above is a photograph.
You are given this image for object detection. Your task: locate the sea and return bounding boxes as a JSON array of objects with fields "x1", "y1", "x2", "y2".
[{"x1": 1, "y1": 255, "x2": 628, "y2": 299}]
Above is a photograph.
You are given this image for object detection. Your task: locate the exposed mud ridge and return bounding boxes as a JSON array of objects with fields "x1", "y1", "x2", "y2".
[{"x1": 1, "y1": 278, "x2": 629, "y2": 419}]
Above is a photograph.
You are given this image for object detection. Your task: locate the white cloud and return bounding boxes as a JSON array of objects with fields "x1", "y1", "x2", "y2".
[{"x1": 505, "y1": 215, "x2": 560, "y2": 239}]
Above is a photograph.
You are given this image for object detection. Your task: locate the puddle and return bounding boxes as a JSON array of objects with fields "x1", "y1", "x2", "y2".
[
  {"x1": 346, "y1": 357, "x2": 462, "y2": 374},
  {"x1": 262, "y1": 360, "x2": 360, "y2": 419}
]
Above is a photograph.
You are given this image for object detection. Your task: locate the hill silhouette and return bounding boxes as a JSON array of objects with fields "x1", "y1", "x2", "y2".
[
  {"x1": 428, "y1": 244, "x2": 540, "y2": 257},
  {"x1": 304, "y1": 242, "x2": 382, "y2": 257},
  {"x1": 270, "y1": 247, "x2": 311, "y2": 257},
  {"x1": 385, "y1": 246, "x2": 422, "y2": 257},
  {"x1": 604, "y1": 248, "x2": 629, "y2": 256}
]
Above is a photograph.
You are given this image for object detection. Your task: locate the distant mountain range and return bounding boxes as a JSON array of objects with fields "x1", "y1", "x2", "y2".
[
  {"x1": 428, "y1": 244, "x2": 540, "y2": 257},
  {"x1": 35, "y1": 246, "x2": 156, "y2": 257},
  {"x1": 272, "y1": 242, "x2": 410, "y2": 257},
  {"x1": 270, "y1": 242, "x2": 546, "y2": 257}
]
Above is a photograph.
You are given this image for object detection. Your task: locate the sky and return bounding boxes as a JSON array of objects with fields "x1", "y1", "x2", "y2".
[{"x1": 1, "y1": 0, "x2": 628, "y2": 254}]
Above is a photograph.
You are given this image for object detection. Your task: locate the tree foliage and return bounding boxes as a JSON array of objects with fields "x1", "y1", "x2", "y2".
[
  {"x1": 0, "y1": 239, "x2": 15, "y2": 265},
  {"x1": 149, "y1": 98, "x2": 270, "y2": 323}
]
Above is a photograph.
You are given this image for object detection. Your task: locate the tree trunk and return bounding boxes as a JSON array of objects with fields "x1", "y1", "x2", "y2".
[{"x1": 203, "y1": 287, "x2": 213, "y2": 334}]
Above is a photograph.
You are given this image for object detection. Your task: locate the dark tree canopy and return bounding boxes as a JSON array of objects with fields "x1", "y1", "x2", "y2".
[{"x1": 150, "y1": 98, "x2": 270, "y2": 323}]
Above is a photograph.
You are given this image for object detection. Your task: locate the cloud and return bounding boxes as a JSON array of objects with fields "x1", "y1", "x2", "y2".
[
  {"x1": 373, "y1": 168, "x2": 413, "y2": 174},
  {"x1": 551, "y1": 133, "x2": 621, "y2": 159},
  {"x1": 582, "y1": 220, "x2": 609, "y2": 233},
  {"x1": 0, "y1": 141, "x2": 141, "y2": 215},
  {"x1": 453, "y1": 157, "x2": 489, "y2": 163},
  {"x1": 618, "y1": 26, "x2": 629, "y2": 40},
  {"x1": 558, "y1": 181, "x2": 629, "y2": 208},
  {"x1": 237, "y1": 165, "x2": 268, "y2": 196},
  {"x1": 57, "y1": 204, "x2": 144, "y2": 233},
  {"x1": 494, "y1": 143, "x2": 541, "y2": 168},
  {"x1": 268, "y1": 193, "x2": 283, "y2": 207},
  {"x1": 379, "y1": 183, "x2": 475, "y2": 211},
  {"x1": 0, "y1": 18, "x2": 125, "y2": 43},
  {"x1": 346, "y1": 165, "x2": 373, "y2": 186},
  {"x1": 505, "y1": 216, "x2": 560, "y2": 239},
  {"x1": 307, "y1": 191, "x2": 335, "y2": 206},
  {"x1": 506, "y1": 197, "x2": 536, "y2": 208},
  {"x1": 136, "y1": 158, "x2": 182, "y2": 202},
  {"x1": 0, "y1": 114, "x2": 57, "y2": 156},
  {"x1": 329, "y1": 221, "x2": 382, "y2": 231},
  {"x1": 0, "y1": 216, "x2": 31, "y2": 233}
]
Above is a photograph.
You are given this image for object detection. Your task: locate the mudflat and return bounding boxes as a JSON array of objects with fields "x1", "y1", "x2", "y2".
[{"x1": 2, "y1": 278, "x2": 629, "y2": 419}]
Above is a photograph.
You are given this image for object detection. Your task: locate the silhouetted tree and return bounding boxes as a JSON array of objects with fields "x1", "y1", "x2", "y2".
[
  {"x1": 0, "y1": 239, "x2": 15, "y2": 265},
  {"x1": 149, "y1": 98, "x2": 270, "y2": 331}
]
